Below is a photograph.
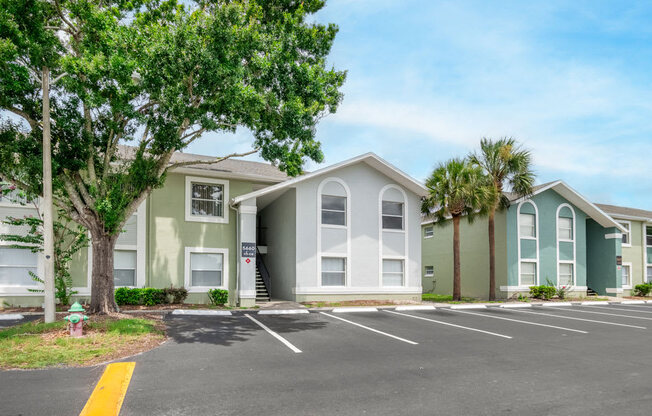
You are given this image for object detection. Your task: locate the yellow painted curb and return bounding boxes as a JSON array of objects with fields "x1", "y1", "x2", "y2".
[{"x1": 80, "y1": 362, "x2": 136, "y2": 416}]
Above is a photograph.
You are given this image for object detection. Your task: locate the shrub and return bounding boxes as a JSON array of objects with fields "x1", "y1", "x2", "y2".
[
  {"x1": 633, "y1": 283, "x2": 652, "y2": 297},
  {"x1": 529, "y1": 285, "x2": 556, "y2": 300},
  {"x1": 164, "y1": 286, "x2": 188, "y2": 304},
  {"x1": 115, "y1": 288, "x2": 167, "y2": 306},
  {"x1": 141, "y1": 288, "x2": 167, "y2": 306},
  {"x1": 115, "y1": 287, "x2": 141, "y2": 305},
  {"x1": 208, "y1": 289, "x2": 229, "y2": 305},
  {"x1": 555, "y1": 285, "x2": 570, "y2": 300}
]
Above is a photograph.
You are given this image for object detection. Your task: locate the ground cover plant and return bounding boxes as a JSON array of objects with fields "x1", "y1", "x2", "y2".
[{"x1": 0, "y1": 316, "x2": 165, "y2": 369}]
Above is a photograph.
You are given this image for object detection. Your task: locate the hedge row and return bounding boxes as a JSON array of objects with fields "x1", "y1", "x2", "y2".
[{"x1": 114, "y1": 287, "x2": 189, "y2": 306}]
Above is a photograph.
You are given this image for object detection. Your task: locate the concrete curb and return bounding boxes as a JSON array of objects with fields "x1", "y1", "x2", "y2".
[
  {"x1": 449, "y1": 304, "x2": 487, "y2": 310},
  {"x1": 258, "y1": 309, "x2": 310, "y2": 315},
  {"x1": 171, "y1": 310, "x2": 232, "y2": 316},
  {"x1": 332, "y1": 307, "x2": 378, "y2": 313},
  {"x1": 500, "y1": 303, "x2": 532, "y2": 308},
  {"x1": 541, "y1": 302, "x2": 573, "y2": 307},
  {"x1": 0, "y1": 313, "x2": 24, "y2": 320},
  {"x1": 395, "y1": 305, "x2": 436, "y2": 311}
]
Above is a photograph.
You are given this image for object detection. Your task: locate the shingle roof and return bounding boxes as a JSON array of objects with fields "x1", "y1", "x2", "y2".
[
  {"x1": 118, "y1": 145, "x2": 288, "y2": 183},
  {"x1": 594, "y1": 204, "x2": 652, "y2": 221}
]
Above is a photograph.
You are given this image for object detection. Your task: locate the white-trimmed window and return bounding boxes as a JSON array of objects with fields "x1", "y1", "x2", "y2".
[
  {"x1": 114, "y1": 250, "x2": 137, "y2": 287},
  {"x1": 424, "y1": 265, "x2": 434, "y2": 277},
  {"x1": 619, "y1": 221, "x2": 631, "y2": 246},
  {"x1": 382, "y1": 259, "x2": 404, "y2": 286},
  {"x1": 621, "y1": 264, "x2": 631, "y2": 288},
  {"x1": 0, "y1": 188, "x2": 30, "y2": 205},
  {"x1": 382, "y1": 201, "x2": 404, "y2": 230},
  {"x1": 321, "y1": 257, "x2": 346, "y2": 286},
  {"x1": 184, "y1": 247, "x2": 229, "y2": 291},
  {"x1": 185, "y1": 176, "x2": 229, "y2": 223},
  {"x1": 520, "y1": 261, "x2": 537, "y2": 286},
  {"x1": 558, "y1": 263, "x2": 573, "y2": 286},
  {"x1": 424, "y1": 226, "x2": 434, "y2": 239},
  {"x1": 558, "y1": 217, "x2": 573, "y2": 241},
  {"x1": 0, "y1": 247, "x2": 37, "y2": 286},
  {"x1": 321, "y1": 195, "x2": 346, "y2": 226},
  {"x1": 646, "y1": 226, "x2": 652, "y2": 247},
  {"x1": 647, "y1": 266, "x2": 652, "y2": 284},
  {"x1": 519, "y1": 213, "x2": 536, "y2": 238}
]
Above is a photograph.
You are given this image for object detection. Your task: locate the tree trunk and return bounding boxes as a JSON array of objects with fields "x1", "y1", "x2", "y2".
[
  {"x1": 89, "y1": 230, "x2": 119, "y2": 314},
  {"x1": 452, "y1": 215, "x2": 461, "y2": 301},
  {"x1": 488, "y1": 208, "x2": 496, "y2": 301}
]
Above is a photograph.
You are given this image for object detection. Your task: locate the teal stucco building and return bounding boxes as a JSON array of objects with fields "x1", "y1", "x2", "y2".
[{"x1": 422, "y1": 181, "x2": 650, "y2": 299}]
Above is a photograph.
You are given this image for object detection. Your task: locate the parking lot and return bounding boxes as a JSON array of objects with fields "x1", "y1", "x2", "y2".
[{"x1": 2, "y1": 302, "x2": 652, "y2": 415}]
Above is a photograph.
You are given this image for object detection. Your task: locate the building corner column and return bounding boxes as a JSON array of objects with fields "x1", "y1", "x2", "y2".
[{"x1": 238, "y1": 200, "x2": 257, "y2": 307}]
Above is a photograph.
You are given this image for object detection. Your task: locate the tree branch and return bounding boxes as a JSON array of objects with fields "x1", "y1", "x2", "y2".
[
  {"x1": 52, "y1": 72, "x2": 68, "y2": 85},
  {"x1": 7, "y1": 107, "x2": 39, "y2": 130},
  {"x1": 166, "y1": 148, "x2": 260, "y2": 170}
]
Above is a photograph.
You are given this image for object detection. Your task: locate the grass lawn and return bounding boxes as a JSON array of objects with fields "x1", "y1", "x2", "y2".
[
  {"x1": 422, "y1": 293, "x2": 478, "y2": 303},
  {"x1": 0, "y1": 317, "x2": 165, "y2": 370}
]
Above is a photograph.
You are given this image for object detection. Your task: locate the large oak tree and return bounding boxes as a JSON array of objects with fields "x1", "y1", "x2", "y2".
[{"x1": 0, "y1": 0, "x2": 345, "y2": 313}]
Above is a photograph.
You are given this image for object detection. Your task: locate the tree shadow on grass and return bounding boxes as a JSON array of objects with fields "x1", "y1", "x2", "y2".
[{"x1": 164, "y1": 314, "x2": 327, "y2": 347}]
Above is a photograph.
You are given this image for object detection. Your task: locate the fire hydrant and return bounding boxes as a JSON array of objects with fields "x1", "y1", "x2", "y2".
[{"x1": 64, "y1": 302, "x2": 89, "y2": 337}]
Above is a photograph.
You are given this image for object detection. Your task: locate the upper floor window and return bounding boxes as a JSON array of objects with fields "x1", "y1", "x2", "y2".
[
  {"x1": 424, "y1": 226, "x2": 434, "y2": 238},
  {"x1": 619, "y1": 222, "x2": 631, "y2": 246},
  {"x1": 519, "y1": 213, "x2": 536, "y2": 238},
  {"x1": 382, "y1": 201, "x2": 404, "y2": 230},
  {"x1": 646, "y1": 226, "x2": 652, "y2": 247},
  {"x1": 185, "y1": 176, "x2": 229, "y2": 223},
  {"x1": 558, "y1": 217, "x2": 573, "y2": 240},
  {"x1": 321, "y1": 195, "x2": 346, "y2": 226}
]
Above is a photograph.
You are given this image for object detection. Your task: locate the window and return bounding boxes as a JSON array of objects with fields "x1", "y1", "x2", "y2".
[
  {"x1": 185, "y1": 177, "x2": 229, "y2": 223},
  {"x1": 647, "y1": 226, "x2": 652, "y2": 247},
  {"x1": 321, "y1": 257, "x2": 346, "y2": 286},
  {"x1": 424, "y1": 226, "x2": 434, "y2": 239},
  {"x1": 619, "y1": 222, "x2": 631, "y2": 246},
  {"x1": 321, "y1": 195, "x2": 346, "y2": 226},
  {"x1": 0, "y1": 188, "x2": 30, "y2": 205},
  {"x1": 647, "y1": 266, "x2": 652, "y2": 283},
  {"x1": 520, "y1": 262, "x2": 536, "y2": 286},
  {"x1": 382, "y1": 259, "x2": 404, "y2": 286},
  {"x1": 558, "y1": 263, "x2": 573, "y2": 286},
  {"x1": 424, "y1": 265, "x2": 434, "y2": 277},
  {"x1": 382, "y1": 201, "x2": 404, "y2": 230},
  {"x1": 519, "y1": 213, "x2": 536, "y2": 238},
  {"x1": 558, "y1": 217, "x2": 573, "y2": 240},
  {"x1": 191, "y1": 183, "x2": 223, "y2": 217},
  {"x1": 0, "y1": 247, "x2": 37, "y2": 286},
  {"x1": 190, "y1": 252, "x2": 223, "y2": 287},
  {"x1": 621, "y1": 264, "x2": 631, "y2": 287},
  {"x1": 114, "y1": 250, "x2": 136, "y2": 287}
]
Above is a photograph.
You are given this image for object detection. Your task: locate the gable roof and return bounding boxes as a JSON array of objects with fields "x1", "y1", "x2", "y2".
[
  {"x1": 118, "y1": 145, "x2": 288, "y2": 183},
  {"x1": 594, "y1": 203, "x2": 652, "y2": 222},
  {"x1": 232, "y1": 152, "x2": 427, "y2": 206},
  {"x1": 510, "y1": 180, "x2": 627, "y2": 232}
]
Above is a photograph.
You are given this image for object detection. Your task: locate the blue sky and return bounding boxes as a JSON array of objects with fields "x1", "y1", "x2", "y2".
[{"x1": 188, "y1": 0, "x2": 652, "y2": 209}]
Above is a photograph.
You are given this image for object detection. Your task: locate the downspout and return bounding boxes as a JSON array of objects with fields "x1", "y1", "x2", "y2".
[{"x1": 229, "y1": 201, "x2": 240, "y2": 307}]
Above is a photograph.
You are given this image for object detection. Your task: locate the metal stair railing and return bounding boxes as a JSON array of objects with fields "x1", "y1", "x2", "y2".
[{"x1": 255, "y1": 247, "x2": 271, "y2": 298}]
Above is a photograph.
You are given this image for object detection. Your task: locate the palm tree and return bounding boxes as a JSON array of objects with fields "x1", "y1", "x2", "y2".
[
  {"x1": 469, "y1": 137, "x2": 535, "y2": 301},
  {"x1": 422, "y1": 159, "x2": 493, "y2": 301}
]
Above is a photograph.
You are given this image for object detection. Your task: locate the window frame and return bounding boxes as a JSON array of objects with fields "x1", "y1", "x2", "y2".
[
  {"x1": 621, "y1": 262, "x2": 632, "y2": 289},
  {"x1": 381, "y1": 201, "x2": 404, "y2": 231},
  {"x1": 557, "y1": 217, "x2": 574, "y2": 241},
  {"x1": 646, "y1": 225, "x2": 652, "y2": 247},
  {"x1": 113, "y1": 249, "x2": 137, "y2": 288},
  {"x1": 0, "y1": 245, "x2": 40, "y2": 288},
  {"x1": 423, "y1": 226, "x2": 434, "y2": 239},
  {"x1": 618, "y1": 221, "x2": 631, "y2": 247},
  {"x1": 320, "y1": 194, "x2": 347, "y2": 227},
  {"x1": 184, "y1": 247, "x2": 229, "y2": 292},
  {"x1": 185, "y1": 176, "x2": 229, "y2": 224},
  {"x1": 558, "y1": 262, "x2": 574, "y2": 287},
  {"x1": 647, "y1": 266, "x2": 652, "y2": 284},
  {"x1": 519, "y1": 213, "x2": 537, "y2": 239},
  {"x1": 424, "y1": 265, "x2": 434, "y2": 277},
  {"x1": 519, "y1": 260, "x2": 537, "y2": 287},
  {"x1": 382, "y1": 258, "x2": 405, "y2": 287},
  {"x1": 320, "y1": 256, "x2": 347, "y2": 287}
]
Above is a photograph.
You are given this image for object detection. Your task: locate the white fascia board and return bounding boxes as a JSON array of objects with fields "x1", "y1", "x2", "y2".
[
  {"x1": 231, "y1": 153, "x2": 427, "y2": 206},
  {"x1": 171, "y1": 167, "x2": 286, "y2": 184},
  {"x1": 603, "y1": 213, "x2": 652, "y2": 222}
]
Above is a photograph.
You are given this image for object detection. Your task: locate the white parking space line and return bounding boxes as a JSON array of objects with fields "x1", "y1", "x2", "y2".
[
  {"x1": 510, "y1": 310, "x2": 647, "y2": 329},
  {"x1": 453, "y1": 309, "x2": 588, "y2": 333},
  {"x1": 558, "y1": 308, "x2": 652, "y2": 321},
  {"x1": 587, "y1": 305, "x2": 652, "y2": 314},
  {"x1": 384, "y1": 310, "x2": 512, "y2": 339},
  {"x1": 245, "y1": 314, "x2": 302, "y2": 353},
  {"x1": 320, "y1": 312, "x2": 418, "y2": 345}
]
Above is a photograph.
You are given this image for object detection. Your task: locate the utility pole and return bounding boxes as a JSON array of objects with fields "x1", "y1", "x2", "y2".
[{"x1": 42, "y1": 66, "x2": 56, "y2": 323}]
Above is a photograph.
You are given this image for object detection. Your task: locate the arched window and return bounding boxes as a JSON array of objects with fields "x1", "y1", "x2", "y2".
[
  {"x1": 518, "y1": 201, "x2": 539, "y2": 286},
  {"x1": 556, "y1": 204, "x2": 576, "y2": 286}
]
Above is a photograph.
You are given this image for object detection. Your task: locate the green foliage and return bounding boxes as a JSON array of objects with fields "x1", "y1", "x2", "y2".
[
  {"x1": 114, "y1": 287, "x2": 167, "y2": 306},
  {"x1": 207, "y1": 289, "x2": 228, "y2": 306},
  {"x1": 0, "y1": 185, "x2": 88, "y2": 305},
  {"x1": 529, "y1": 285, "x2": 557, "y2": 300},
  {"x1": 517, "y1": 293, "x2": 530, "y2": 302},
  {"x1": 421, "y1": 158, "x2": 494, "y2": 223},
  {"x1": 633, "y1": 283, "x2": 652, "y2": 297},
  {"x1": 164, "y1": 286, "x2": 188, "y2": 304}
]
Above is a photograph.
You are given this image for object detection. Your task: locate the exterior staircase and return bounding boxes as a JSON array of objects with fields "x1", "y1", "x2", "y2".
[{"x1": 256, "y1": 266, "x2": 270, "y2": 302}]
